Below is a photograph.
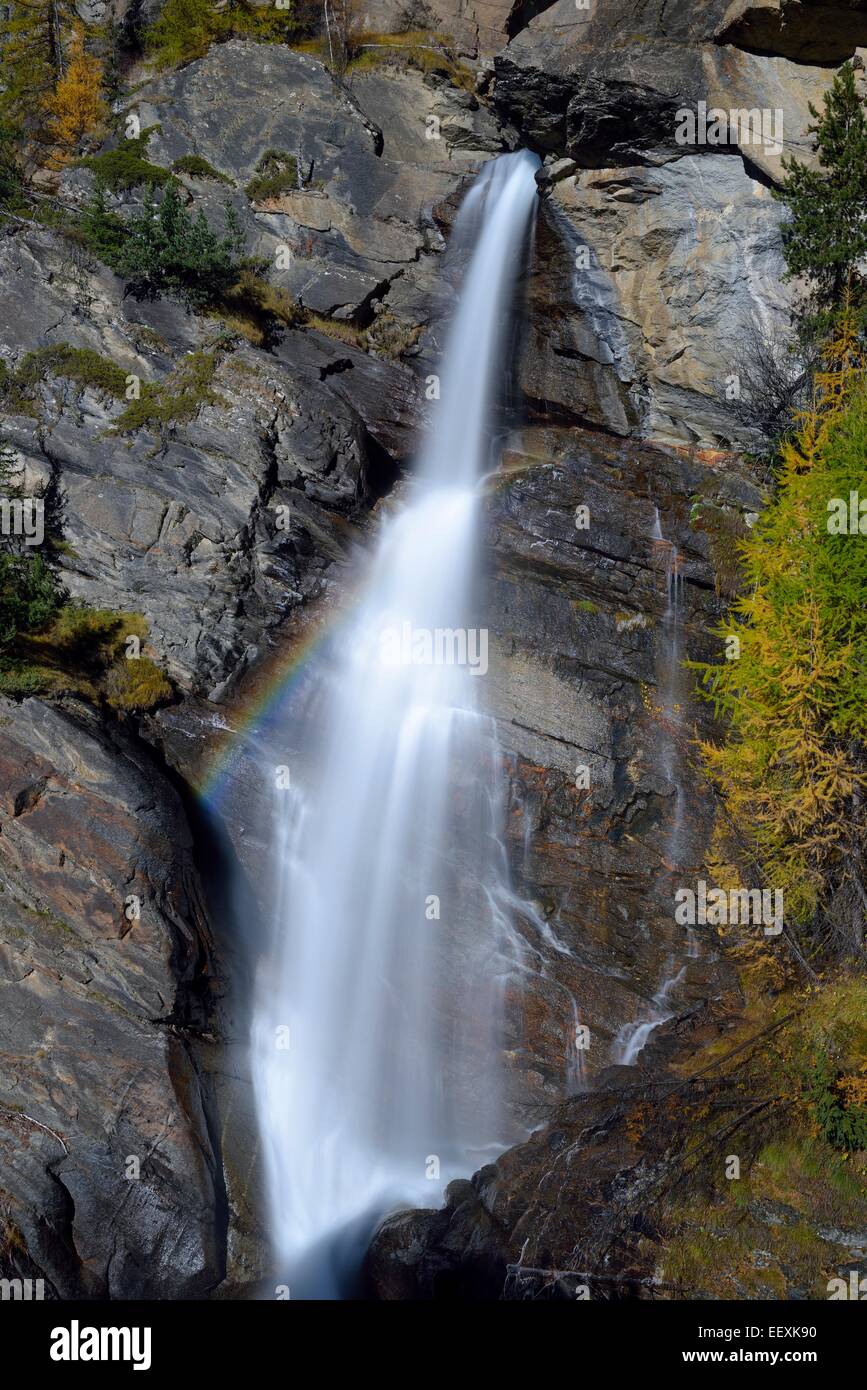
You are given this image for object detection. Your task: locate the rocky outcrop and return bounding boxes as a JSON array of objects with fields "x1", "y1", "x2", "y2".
[
  {"x1": 0, "y1": 698, "x2": 220, "y2": 1298},
  {"x1": 367, "y1": 1012, "x2": 864, "y2": 1301},
  {"x1": 366, "y1": 1051, "x2": 720, "y2": 1300},
  {"x1": 527, "y1": 157, "x2": 790, "y2": 447},
  {"x1": 716, "y1": 0, "x2": 867, "y2": 64},
  {"x1": 493, "y1": 1, "x2": 729, "y2": 162},
  {"x1": 491, "y1": 0, "x2": 838, "y2": 177},
  {"x1": 480, "y1": 426, "x2": 755, "y2": 1103},
  {"x1": 0, "y1": 234, "x2": 408, "y2": 696},
  {"x1": 362, "y1": 0, "x2": 517, "y2": 58},
  {"x1": 3, "y1": 39, "x2": 504, "y2": 697},
  {"x1": 107, "y1": 42, "x2": 505, "y2": 320},
  {"x1": 479, "y1": 0, "x2": 852, "y2": 446}
]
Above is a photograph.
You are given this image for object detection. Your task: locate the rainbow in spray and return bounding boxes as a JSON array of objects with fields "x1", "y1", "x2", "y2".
[{"x1": 195, "y1": 601, "x2": 356, "y2": 808}]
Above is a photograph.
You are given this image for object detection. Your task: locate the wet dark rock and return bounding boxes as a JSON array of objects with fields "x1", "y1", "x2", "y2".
[
  {"x1": 480, "y1": 427, "x2": 744, "y2": 1105},
  {"x1": 367, "y1": 1032, "x2": 742, "y2": 1300}
]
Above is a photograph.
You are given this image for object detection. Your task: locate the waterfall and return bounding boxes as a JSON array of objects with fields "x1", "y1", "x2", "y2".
[{"x1": 250, "y1": 152, "x2": 540, "y2": 1295}]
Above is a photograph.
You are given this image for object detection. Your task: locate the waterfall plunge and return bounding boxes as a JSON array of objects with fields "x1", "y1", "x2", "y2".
[{"x1": 251, "y1": 152, "x2": 540, "y2": 1293}]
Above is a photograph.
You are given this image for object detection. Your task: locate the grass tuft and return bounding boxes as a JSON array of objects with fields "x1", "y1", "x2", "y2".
[
  {"x1": 112, "y1": 351, "x2": 222, "y2": 433},
  {"x1": 0, "y1": 605, "x2": 172, "y2": 712},
  {"x1": 79, "y1": 130, "x2": 175, "y2": 193},
  {"x1": 172, "y1": 155, "x2": 234, "y2": 186},
  {"x1": 245, "y1": 150, "x2": 299, "y2": 203}
]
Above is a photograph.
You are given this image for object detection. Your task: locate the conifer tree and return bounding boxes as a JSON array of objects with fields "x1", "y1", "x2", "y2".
[
  {"x1": 0, "y1": 0, "x2": 77, "y2": 140},
  {"x1": 0, "y1": 441, "x2": 20, "y2": 494},
  {"x1": 0, "y1": 442, "x2": 58, "y2": 648},
  {"x1": 144, "y1": 0, "x2": 220, "y2": 67},
  {"x1": 44, "y1": 26, "x2": 107, "y2": 165},
  {"x1": 117, "y1": 182, "x2": 245, "y2": 306},
  {"x1": 79, "y1": 178, "x2": 127, "y2": 266},
  {"x1": 774, "y1": 62, "x2": 867, "y2": 336},
  {"x1": 143, "y1": 0, "x2": 302, "y2": 66},
  {"x1": 694, "y1": 316, "x2": 867, "y2": 941},
  {"x1": 0, "y1": 123, "x2": 24, "y2": 208}
]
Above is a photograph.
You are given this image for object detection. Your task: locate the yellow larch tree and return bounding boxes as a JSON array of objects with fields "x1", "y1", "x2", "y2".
[{"x1": 44, "y1": 26, "x2": 107, "y2": 167}]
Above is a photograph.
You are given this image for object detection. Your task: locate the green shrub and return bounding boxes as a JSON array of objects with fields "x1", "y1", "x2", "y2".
[
  {"x1": 105, "y1": 655, "x2": 173, "y2": 711},
  {"x1": 305, "y1": 312, "x2": 365, "y2": 348},
  {"x1": 0, "y1": 122, "x2": 25, "y2": 212},
  {"x1": 43, "y1": 603, "x2": 138, "y2": 664},
  {"x1": 0, "y1": 602, "x2": 173, "y2": 709},
  {"x1": 144, "y1": 0, "x2": 222, "y2": 67},
  {"x1": 688, "y1": 492, "x2": 749, "y2": 599},
  {"x1": 79, "y1": 129, "x2": 175, "y2": 193},
  {"x1": 219, "y1": 267, "x2": 307, "y2": 337},
  {"x1": 365, "y1": 310, "x2": 422, "y2": 359},
  {"x1": 219, "y1": 0, "x2": 301, "y2": 46},
  {"x1": 113, "y1": 350, "x2": 222, "y2": 432},
  {"x1": 0, "y1": 442, "x2": 60, "y2": 647},
  {"x1": 15, "y1": 345, "x2": 128, "y2": 398},
  {"x1": 0, "y1": 344, "x2": 130, "y2": 420},
  {"x1": 245, "y1": 149, "x2": 298, "y2": 202},
  {"x1": 345, "y1": 31, "x2": 476, "y2": 92},
  {"x1": 0, "y1": 447, "x2": 171, "y2": 708},
  {"x1": 809, "y1": 1054, "x2": 867, "y2": 1151},
  {"x1": 0, "y1": 660, "x2": 73, "y2": 698},
  {"x1": 172, "y1": 154, "x2": 234, "y2": 185},
  {"x1": 0, "y1": 361, "x2": 37, "y2": 415},
  {"x1": 144, "y1": 0, "x2": 301, "y2": 69},
  {"x1": 116, "y1": 182, "x2": 245, "y2": 307}
]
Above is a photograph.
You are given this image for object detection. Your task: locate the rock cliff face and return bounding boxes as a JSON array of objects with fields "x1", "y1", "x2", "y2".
[
  {"x1": 0, "y1": 700, "x2": 221, "y2": 1297},
  {"x1": 0, "y1": 2, "x2": 860, "y2": 1297}
]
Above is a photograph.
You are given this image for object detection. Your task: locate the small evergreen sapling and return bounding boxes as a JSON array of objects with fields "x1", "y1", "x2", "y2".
[
  {"x1": 0, "y1": 443, "x2": 59, "y2": 648},
  {"x1": 117, "y1": 183, "x2": 245, "y2": 306}
]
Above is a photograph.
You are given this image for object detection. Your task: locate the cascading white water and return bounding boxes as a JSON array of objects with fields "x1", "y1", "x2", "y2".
[
  {"x1": 613, "y1": 962, "x2": 687, "y2": 1066},
  {"x1": 251, "y1": 152, "x2": 540, "y2": 1293}
]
